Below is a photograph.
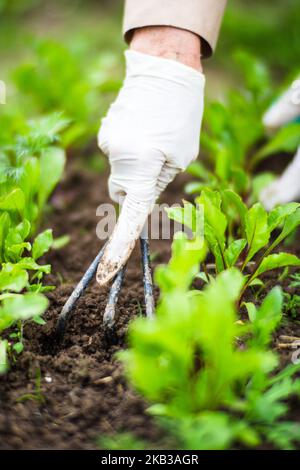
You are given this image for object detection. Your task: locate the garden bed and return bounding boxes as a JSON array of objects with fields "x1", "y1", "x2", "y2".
[{"x1": 0, "y1": 161, "x2": 300, "y2": 450}]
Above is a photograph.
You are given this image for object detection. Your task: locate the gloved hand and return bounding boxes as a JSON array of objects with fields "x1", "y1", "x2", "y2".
[
  {"x1": 96, "y1": 50, "x2": 205, "y2": 285},
  {"x1": 260, "y1": 77, "x2": 300, "y2": 210}
]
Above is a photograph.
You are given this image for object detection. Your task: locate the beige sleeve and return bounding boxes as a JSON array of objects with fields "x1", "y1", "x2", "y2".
[{"x1": 123, "y1": 0, "x2": 227, "y2": 58}]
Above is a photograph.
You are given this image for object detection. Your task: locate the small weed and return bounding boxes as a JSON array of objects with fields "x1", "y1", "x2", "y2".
[{"x1": 16, "y1": 367, "x2": 46, "y2": 405}]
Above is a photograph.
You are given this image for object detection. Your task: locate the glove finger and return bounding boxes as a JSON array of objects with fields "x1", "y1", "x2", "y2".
[
  {"x1": 97, "y1": 153, "x2": 165, "y2": 286},
  {"x1": 97, "y1": 163, "x2": 179, "y2": 286},
  {"x1": 97, "y1": 117, "x2": 110, "y2": 156},
  {"x1": 108, "y1": 175, "x2": 126, "y2": 205},
  {"x1": 96, "y1": 191, "x2": 154, "y2": 286},
  {"x1": 263, "y1": 83, "x2": 300, "y2": 130},
  {"x1": 260, "y1": 146, "x2": 300, "y2": 210},
  {"x1": 154, "y1": 163, "x2": 180, "y2": 201}
]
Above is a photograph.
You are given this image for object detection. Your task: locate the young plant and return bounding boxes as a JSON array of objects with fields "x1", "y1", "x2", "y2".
[
  {"x1": 13, "y1": 38, "x2": 120, "y2": 148},
  {"x1": 168, "y1": 188, "x2": 300, "y2": 304},
  {"x1": 0, "y1": 224, "x2": 55, "y2": 373},
  {"x1": 120, "y1": 235, "x2": 300, "y2": 450},
  {"x1": 0, "y1": 113, "x2": 67, "y2": 373},
  {"x1": 0, "y1": 293, "x2": 48, "y2": 373},
  {"x1": 282, "y1": 273, "x2": 300, "y2": 319}
]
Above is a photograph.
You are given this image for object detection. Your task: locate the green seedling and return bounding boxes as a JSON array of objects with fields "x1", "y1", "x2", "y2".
[
  {"x1": 0, "y1": 113, "x2": 67, "y2": 373},
  {"x1": 16, "y1": 367, "x2": 46, "y2": 405},
  {"x1": 120, "y1": 235, "x2": 300, "y2": 450},
  {"x1": 167, "y1": 189, "x2": 300, "y2": 305}
]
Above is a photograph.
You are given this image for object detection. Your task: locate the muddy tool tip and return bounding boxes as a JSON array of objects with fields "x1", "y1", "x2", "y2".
[
  {"x1": 55, "y1": 311, "x2": 68, "y2": 342},
  {"x1": 103, "y1": 265, "x2": 126, "y2": 329},
  {"x1": 96, "y1": 210, "x2": 145, "y2": 287}
]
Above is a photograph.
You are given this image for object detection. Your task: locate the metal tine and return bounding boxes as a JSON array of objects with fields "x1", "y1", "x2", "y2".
[
  {"x1": 103, "y1": 264, "x2": 126, "y2": 329},
  {"x1": 103, "y1": 225, "x2": 155, "y2": 332},
  {"x1": 140, "y1": 226, "x2": 155, "y2": 319},
  {"x1": 56, "y1": 243, "x2": 107, "y2": 339}
]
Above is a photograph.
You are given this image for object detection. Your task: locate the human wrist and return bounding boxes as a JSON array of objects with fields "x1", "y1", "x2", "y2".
[{"x1": 130, "y1": 26, "x2": 203, "y2": 72}]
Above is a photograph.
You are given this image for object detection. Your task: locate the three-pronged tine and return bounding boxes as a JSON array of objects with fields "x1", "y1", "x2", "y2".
[
  {"x1": 55, "y1": 235, "x2": 155, "y2": 340},
  {"x1": 56, "y1": 244, "x2": 107, "y2": 339}
]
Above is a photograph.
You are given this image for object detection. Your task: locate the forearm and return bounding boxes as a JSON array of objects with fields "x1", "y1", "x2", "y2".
[
  {"x1": 130, "y1": 26, "x2": 202, "y2": 72},
  {"x1": 124, "y1": 0, "x2": 227, "y2": 58}
]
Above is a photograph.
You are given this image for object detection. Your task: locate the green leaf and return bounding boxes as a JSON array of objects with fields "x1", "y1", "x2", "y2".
[
  {"x1": 16, "y1": 257, "x2": 51, "y2": 274},
  {"x1": 268, "y1": 203, "x2": 300, "y2": 233},
  {"x1": 38, "y1": 146, "x2": 66, "y2": 209},
  {"x1": 216, "y1": 147, "x2": 231, "y2": 182},
  {"x1": 19, "y1": 157, "x2": 40, "y2": 223},
  {"x1": 184, "y1": 182, "x2": 208, "y2": 195},
  {"x1": 166, "y1": 201, "x2": 201, "y2": 235},
  {"x1": 267, "y1": 422, "x2": 300, "y2": 450},
  {"x1": 250, "y1": 287, "x2": 283, "y2": 348},
  {"x1": 0, "y1": 293, "x2": 48, "y2": 333},
  {"x1": 186, "y1": 161, "x2": 213, "y2": 182},
  {"x1": 248, "y1": 278, "x2": 265, "y2": 288},
  {"x1": 270, "y1": 208, "x2": 300, "y2": 251},
  {"x1": 256, "y1": 253, "x2": 300, "y2": 277},
  {"x1": 0, "y1": 188, "x2": 25, "y2": 217},
  {"x1": 0, "y1": 264, "x2": 28, "y2": 292},
  {"x1": 232, "y1": 167, "x2": 249, "y2": 195},
  {"x1": 225, "y1": 239, "x2": 247, "y2": 267},
  {"x1": 16, "y1": 219, "x2": 31, "y2": 241},
  {"x1": 51, "y1": 234, "x2": 70, "y2": 250},
  {"x1": 0, "y1": 340, "x2": 8, "y2": 374},
  {"x1": 0, "y1": 212, "x2": 11, "y2": 262},
  {"x1": 155, "y1": 235, "x2": 206, "y2": 293},
  {"x1": 28, "y1": 112, "x2": 70, "y2": 140},
  {"x1": 4, "y1": 222, "x2": 32, "y2": 262},
  {"x1": 13, "y1": 342, "x2": 24, "y2": 354},
  {"x1": 32, "y1": 229, "x2": 53, "y2": 260},
  {"x1": 243, "y1": 302, "x2": 257, "y2": 323},
  {"x1": 222, "y1": 190, "x2": 247, "y2": 235},
  {"x1": 234, "y1": 50, "x2": 271, "y2": 97},
  {"x1": 195, "y1": 272, "x2": 209, "y2": 283},
  {"x1": 33, "y1": 315, "x2": 46, "y2": 325},
  {"x1": 174, "y1": 413, "x2": 250, "y2": 450},
  {"x1": 251, "y1": 173, "x2": 276, "y2": 203},
  {"x1": 255, "y1": 123, "x2": 300, "y2": 163},
  {"x1": 245, "y1": 203, "x2": 270, "y2": 264},
  {"x1": 197, "y1": 189, "x2": 227, "y2": 272}
]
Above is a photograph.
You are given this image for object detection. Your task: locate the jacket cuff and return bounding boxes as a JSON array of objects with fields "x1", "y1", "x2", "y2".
[{"x1": 123, "y1": 0, "x2": 227, "y2": 58}]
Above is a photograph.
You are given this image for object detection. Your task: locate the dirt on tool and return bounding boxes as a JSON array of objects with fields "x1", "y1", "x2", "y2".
[{"x1": 0, "y1": 157, "x2": 300, "y2": 450}]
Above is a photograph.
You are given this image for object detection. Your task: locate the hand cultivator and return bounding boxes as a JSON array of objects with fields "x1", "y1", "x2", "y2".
[{"x1": 55, "y1": 234, "x2": 155, "y2": 341}]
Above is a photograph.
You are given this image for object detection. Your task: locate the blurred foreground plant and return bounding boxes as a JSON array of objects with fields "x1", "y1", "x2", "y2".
[{"x1": 120, "y1": 235, "x2": 300, "y2": 450}]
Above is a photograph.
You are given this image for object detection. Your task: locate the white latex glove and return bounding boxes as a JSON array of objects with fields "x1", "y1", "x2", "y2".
[
  {"x1": 263, "y1": 78, "x2": 300, "y2": 130},
  {"x1": 260, "y1": 77, "x2": 300, "y2": 210},
  {"x1": 96, "y1": 50, "x2": 205, "y2": 285},
  {"x1": 260, "y1": 146, "x2": 300, "y2": 210}
]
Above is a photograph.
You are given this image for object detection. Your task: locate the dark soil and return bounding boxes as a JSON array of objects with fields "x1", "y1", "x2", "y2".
[
  {"x1": 0, "y1": 161, "x2": 187, "y2": 450},
  {"x1": 0, "y1": 159, "x2": 300, "y2": 450}
]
